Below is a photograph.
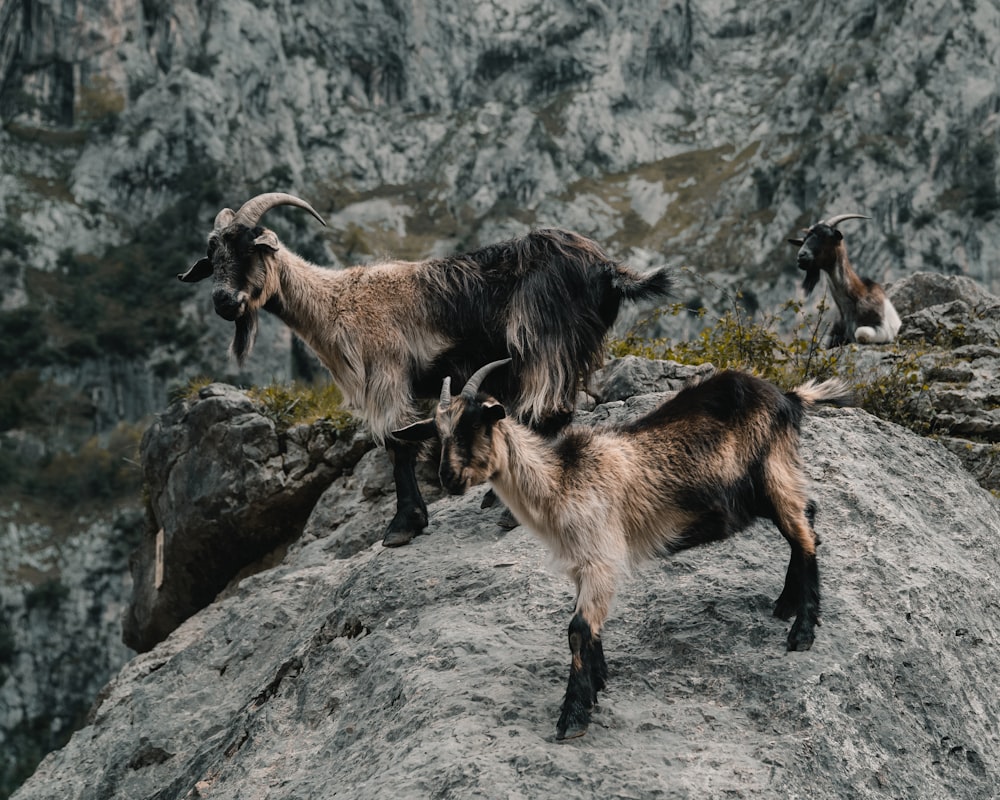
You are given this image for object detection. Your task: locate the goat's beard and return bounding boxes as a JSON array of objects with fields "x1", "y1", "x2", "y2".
[
  {"x1": 801, "y1": 268, "x2": 821, "y2": 295},
  {"x1": 230, "y1": 310, "x2": 259, "y2": 366}
]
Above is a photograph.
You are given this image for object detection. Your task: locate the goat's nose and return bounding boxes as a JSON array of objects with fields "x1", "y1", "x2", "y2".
[
  {"x1": 438, "y1": 464, "x2": 466, "y2": 496},
  {"x1": 212, "y1": 289, "x2": 248, "y2": 321}
]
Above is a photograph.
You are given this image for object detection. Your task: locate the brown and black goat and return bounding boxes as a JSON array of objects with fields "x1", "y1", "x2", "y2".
[
  {"x1": 395, "y1": 359, "x2": 851, "y2": 740},
  {"x1": 788, "y1": 213, "x2": 901, "y2": 346},
  {"x1": 180, "y1": 193, "x2": 672, "y2": 547}
]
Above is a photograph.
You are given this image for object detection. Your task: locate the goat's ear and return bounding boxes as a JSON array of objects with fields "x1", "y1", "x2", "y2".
[
  {"x1": 392, "y1": 419, "x2": 438, "y2": 443},
  {"x1": 178, "y1": 257, "x2": 213, "y2": 283},
  {"x1": 787, "y1": 238, "x2": 804, "y2": 247},
  {"x1": 253, "y1": 229, "x2": 280, "y2": 253},
  {"x1": 833, "y1": 230, "x2": 844, "y2": 242},
  {"x1": 482, "y1": 399, "x2": 507, "y2": 425}
]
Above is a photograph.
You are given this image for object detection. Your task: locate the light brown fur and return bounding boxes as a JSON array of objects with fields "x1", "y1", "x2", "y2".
[{"x1": 254, "y1": 247, "x2": 453, "y2": 443}]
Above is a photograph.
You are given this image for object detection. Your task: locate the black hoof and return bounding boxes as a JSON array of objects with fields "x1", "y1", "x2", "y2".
[
  {"x1": 382, "y1": 529, "x2": 416, "y2": 547},
  {"x1": 556, "y1": 723, "x2": 588, "y2": 741},
  {"x1": 481, "y1": 488, "x2": 498, "y2": 509},
  {"x1": 786, "y1": 618, "x2": 816, "y2": 651},
  {"x1": 497, "y1": 507, "x2": 520, "y2": 530},
  {"x1": 382, "y1": 506, "x2": 427, "y2": 548},
  {"x1": 772, "y1": 596, "x2": 796, "y2": 621}
]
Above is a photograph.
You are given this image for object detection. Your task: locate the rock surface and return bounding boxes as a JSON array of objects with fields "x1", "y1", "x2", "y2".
[
  {"x1": 12, "y1": 363, "x2": 1000, "y2": 800},
  {"x1": 125, "y1": 383, "x2": 372, "y2": 653}
]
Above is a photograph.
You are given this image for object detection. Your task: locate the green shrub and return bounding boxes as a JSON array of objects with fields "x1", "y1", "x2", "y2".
[
  {"x1": 845, "y1": 353, "x2": 931, "y2": 434},
  {"x1": 611, "y1": 281, "x2": 932, "y2": 436},
  {"x1": 26, "y1": 422, "x2": 144, "y2": 508},
  {"x1": 25, "y1": 579, "x2": 69, "y2": 614},
  {"x1": 611, "y1": 289, "x2": 841, "y2": 390},
  {"x1": 0, "y1": 308, "x2": 48, "y2": 369},
  {"x1": 0, "y1": 618, "x2": 14, "y2": 666},
  {"x1": 248, "y1": 381, "x2": 355, "y2": 432},
  {"x1": 76, "y1": 75, "x2": 125, "y2": 132}
]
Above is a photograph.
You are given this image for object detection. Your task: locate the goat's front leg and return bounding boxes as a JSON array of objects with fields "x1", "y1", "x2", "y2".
[
  {"x1": 382, "y1": 441, "x2": 428, "y2": 547},
  {"x1": 556, "y1": 565, "x2": 613, "y2": 740},
  {"x1": 556, "y1": 612, "x2": 605, "y2": 740}
]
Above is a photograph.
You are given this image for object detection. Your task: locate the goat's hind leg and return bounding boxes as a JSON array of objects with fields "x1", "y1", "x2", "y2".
[
  {"x1": 764, "y1": 457, "x2": 820, "y2": 649},
  {"x1": 772, "y1": 502, "x2": 815, "y2": 619},
  {"x1": 772, "y1": 509, "x2": 820, "y2": 651},
  {"x1": 382, "y1": 442, "x2": 429, "y2": 547}
]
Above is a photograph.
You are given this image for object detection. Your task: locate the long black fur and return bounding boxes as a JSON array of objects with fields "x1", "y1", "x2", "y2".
[{"x1": 413, "y1": 228, "x2": 672, "y2": 423}]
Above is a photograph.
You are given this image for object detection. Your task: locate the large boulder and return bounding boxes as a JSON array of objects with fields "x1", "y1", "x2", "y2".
[
  {"x1": 887, "y1": 271, "x2": 999, "y2": 318},
  {"x1": 122, "y1": 384, "x2": 372, "y2": 653}
]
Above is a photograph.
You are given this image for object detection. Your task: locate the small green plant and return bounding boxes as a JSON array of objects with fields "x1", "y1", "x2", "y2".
[
  {"x1": 611, "y1": 278, "x2": 841, "y2": 391},
  {"x1": 247, "y1": 381, "x2": 355, "y2": 432},
  {"x1": 76, "y1": 75, "x2": 125, "y2": 132},
  {"x1": 842, "y1": 352, "x2": 933, "y2": 434},
  {"x1": 170, "y1": 375, "x2": 216, "y2": 404},
  {"x1": 25, "y1": 579, "x2": 69, "y2": 614}
]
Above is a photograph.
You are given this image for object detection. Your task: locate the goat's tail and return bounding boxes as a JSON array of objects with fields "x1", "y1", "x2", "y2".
[
  {"x1": 791, "y1": 377, "x2": 854, "y2": 408},
  {"x1": 611, "y1": 265, "x2": 674, "y2": 302}
]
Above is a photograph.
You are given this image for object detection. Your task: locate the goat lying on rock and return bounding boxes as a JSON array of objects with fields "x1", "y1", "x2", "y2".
[
  {"x1": 788, "y1": 213, "x2": 901, "y2": 346},
  {"x1": 395, "y1": 359, "x2": 851, "y2": 740},
  {"x1": 180, "y1": 192, "x2": 672, "y2": 547}
]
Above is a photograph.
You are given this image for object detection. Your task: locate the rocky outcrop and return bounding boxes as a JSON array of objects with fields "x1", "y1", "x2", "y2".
[
  {"x1": 124, "y1": 383, "x2": 372, "y2": 653},
  {"x1": 12, "y1": 357, "x2": 1000, "y2": 800},
  {"x1": 887, "y1": 273, "x2": 1000, "y2": 488}
]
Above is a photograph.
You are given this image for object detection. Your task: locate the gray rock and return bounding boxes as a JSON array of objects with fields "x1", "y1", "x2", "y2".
[
  {"x1": 12, "y1": 402, "x2": 1000, "y2": 800},
  {"x1": 888, "y1": 271, "x2": 1000, "y2": 318},
  {"x1": 589, "y1": 356, "x2": 715, "y2": 402},
  {"x1": 123, "y1": 383, "x2": 371, "y2": 653},
  {"x1": 898, "y1": 300, "x2": 1000, "y2": 348},
  {"x1": 0, "y1": 508, "x2": 139, "y2": 797},
  {"x1": 938, "y1": 437, "x2": 1000, "y2": 493}
]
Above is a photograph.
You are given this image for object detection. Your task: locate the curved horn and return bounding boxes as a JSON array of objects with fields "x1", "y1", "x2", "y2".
[
  {"x1": 460, "y1": 358, "x2": 512, "y2": 399},
  {"x1": 439, "y1": 376, "x2": 453, "y2": 410},
  {"x1": 229, "y1": 192, "x2": 327, "y2": 229},
  {"x1": 820, "y1": 213, "x2": 870, "y2": 228}
]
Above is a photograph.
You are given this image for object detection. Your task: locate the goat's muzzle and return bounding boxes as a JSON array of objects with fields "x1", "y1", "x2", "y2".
[
  {"x1": 438, "y1": 460, "x2": 469, "y2": 496},
  {"x1": 212, "y1": 288, "x2": 249, "y2": 321}
]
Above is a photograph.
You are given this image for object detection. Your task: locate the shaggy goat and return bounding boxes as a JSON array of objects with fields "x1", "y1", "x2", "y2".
[
  {"x1": 788, "y1": 213, "x2": 901, "y2": 346},
  {"x1": 180, "y1": 192, "x2": 672, "y2": 547},
  {"x1": 395, "y1": 359, "x2": 851, "y2": 740}
]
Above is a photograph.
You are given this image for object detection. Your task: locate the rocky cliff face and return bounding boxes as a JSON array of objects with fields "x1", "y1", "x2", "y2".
[
  {"x1": 11, "y1": 357, "x2": 1000, "y2": 800},
  {"x1": 0, "y1": 506, "x2": 140, "y2": 795}
]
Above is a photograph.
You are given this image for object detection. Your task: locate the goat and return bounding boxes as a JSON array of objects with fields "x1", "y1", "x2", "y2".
[
  {"x1": 788, "y1": 213, "x2": 901, "y2": 346},
  {"x1": 394, "y1": 358, "x2": 851, "y2": 740},
  {"x1": 180, "y1": 192, "x2": 673, "y2": 547}
]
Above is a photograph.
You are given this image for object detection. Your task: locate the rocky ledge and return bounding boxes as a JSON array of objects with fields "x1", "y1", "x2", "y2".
[{"x1": 12, "y1": 353, "x2": 1000, "y2": 800}]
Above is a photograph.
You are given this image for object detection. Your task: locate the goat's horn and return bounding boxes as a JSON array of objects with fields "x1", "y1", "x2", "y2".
[
  {"x1": 230, "y1": 192, "x2": 327, "y2": 228},
  {"x1": 460, "y1": 358, "x2": 512, "y2": 399},
  {"x1": 820, "y1": 213, "x2": 870, "y2": 228},
  {"x1": 439, "y1": 376, "x2": 452, "y2": 409}
]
